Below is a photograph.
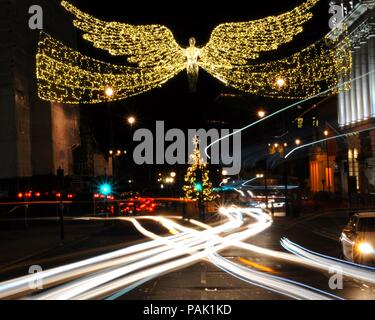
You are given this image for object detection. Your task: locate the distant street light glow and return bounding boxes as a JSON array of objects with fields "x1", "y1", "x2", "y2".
[
  {"x1": 128, "y1": 116, "x2": 136, "y2": 126},
  {"x1": 105, "y1": 86, "x2": 114, "y2": 97},
  {"x1": 257, "y1": 110, "x2": 266, "y2": 118},
  {"x1": 276, "y1": 77, "x2": 286, "y2": 88}
]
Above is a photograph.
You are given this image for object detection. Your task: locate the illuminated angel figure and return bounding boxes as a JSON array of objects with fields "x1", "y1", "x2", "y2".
[
  {"x1": 37, "y1": 1, "x2": 329, "y2": 104},
  {"x1": 185, "y1": 37, "x2": 201, "y2": 92}
]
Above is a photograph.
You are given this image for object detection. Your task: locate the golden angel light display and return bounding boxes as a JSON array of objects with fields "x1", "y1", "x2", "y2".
[{"x1": 36, "y1": 0, "x2": 351, "y2": 104}]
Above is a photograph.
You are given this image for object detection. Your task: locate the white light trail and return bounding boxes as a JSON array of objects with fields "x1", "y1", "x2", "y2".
[
  {"x1": 204, "y1": 69, "x2": 375, "y2": 160},
  {"x1": 280, "y1": 238, "x2": 375, "y2": 284},
  {"x1": 28, "y1": 208, "x2": 270, "y2": 300},
  {"x1": 284, "y1": 126, "x2": 375, "y2": 159},
  {"x1": 208, "y1": 252, "x2": 342, "y2": 300},
  {"x1": 1, "y1": 207, "x2": 374, "y2": 300},
  {"x1": 100, "y1": 210, "x2": 341, "y2": 300}
]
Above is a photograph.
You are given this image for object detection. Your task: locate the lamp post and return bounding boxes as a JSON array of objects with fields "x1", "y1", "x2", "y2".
[
  {"x1": 57, "y1": 166, "x2": 65, "y2": 240},
  {"x1": 264, "y1": 162, "x2": 268, "y2": 208},
  {"x1": 127, "y1": 115, "x2": 136, "y2": 184},
  {"x1": 105, "y1": 86, "x2": 115, "y2": 178},
  {"x1": 282, "y1": 143, "x2": 289, "y2": 216}
]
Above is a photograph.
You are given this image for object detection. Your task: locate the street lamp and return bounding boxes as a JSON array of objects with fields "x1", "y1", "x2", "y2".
[
  {"x1": 257, "y1": 110, "x2": 266, "y2": 119},
  {"x1": 170, "y1": 172, "x2": 176, "y2": 178},
  {"x1": 222, "y1": 169, "x2": 228, "y2": 176},
  {"x1": 128, "y1": 116, "x2": 136, "y2": 126},
  {"x1": 295, "y1": 138, "x2": 302, "y2": 146},
  {"x1": 324, "y1": 130, "x2": 329, "y2": 137},
  {"x1": 165, "y1": 177, "x2": 175, "y2": 184}
]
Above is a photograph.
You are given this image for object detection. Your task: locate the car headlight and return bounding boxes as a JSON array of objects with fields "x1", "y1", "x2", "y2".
[{"x1": 357, "y1": 242, "x2": 374, "y2": 255}]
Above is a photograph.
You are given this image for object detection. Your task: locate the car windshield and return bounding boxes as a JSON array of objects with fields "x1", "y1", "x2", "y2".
[{"x1": 358, "y1": 218, "x2": 375, "y2": 232}]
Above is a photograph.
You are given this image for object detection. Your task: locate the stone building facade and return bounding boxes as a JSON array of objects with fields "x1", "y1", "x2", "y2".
[
  {"x1": 333, "y1": 0, "x2": 375, "y2": 196},
  {"x1": 0, "y1": 0, "x2": 80, "y2": 183}
]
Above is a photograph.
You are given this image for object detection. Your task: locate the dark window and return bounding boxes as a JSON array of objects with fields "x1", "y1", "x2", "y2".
[{"x1": 358, "y1": 218, "x2": 375, "y2": 232}]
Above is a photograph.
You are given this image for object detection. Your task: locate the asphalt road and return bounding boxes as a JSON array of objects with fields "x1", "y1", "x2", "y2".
[
  {"x1": 0, "y1": 211, "x2": 374, "y2": 300},
  {"x1": 122, "y1": 212, "x2": 375, "y2": 300}
]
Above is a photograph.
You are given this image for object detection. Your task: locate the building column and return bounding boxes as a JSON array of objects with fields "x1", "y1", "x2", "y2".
[
  {"x1": 368, "y1": 36, "x2": 375, "y2": 118},
  {"x1": 344, "y1": 69, "x2": 352, "y2": 126},
  {"x1": 355, "y1": 47, "x2": 363, "y2": 122},
  {"x1": 361, "y1": 42, "x2": 371, "y2": 120},
  {"x1": 350, "y1": 49, "x2": 358, "y2": 124},
  {"x1": 338, "y1": 78, "x2": 346, "y2": 126}
]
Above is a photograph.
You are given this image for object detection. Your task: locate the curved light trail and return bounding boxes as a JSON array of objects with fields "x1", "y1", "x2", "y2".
[
  {"x1": 284, "y1": 126, "x2": 375, "y2": 159},
  {"x1": 0, "y1": 206, "x2": 374, "y2": 300},
  {"x1": 204, "y1": 69, "x2": 375, "y2": 160}
]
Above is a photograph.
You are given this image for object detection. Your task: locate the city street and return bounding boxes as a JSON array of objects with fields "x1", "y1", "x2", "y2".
[
  {"x1": 124, "y1": 211, "x2": 375, "y2": 300},
  {"x1": 0, "y1": 208, "x2": 374, "y2": 300},
  {"x1": 1, "y1": 0, "x2": 375, "y2": 305}
]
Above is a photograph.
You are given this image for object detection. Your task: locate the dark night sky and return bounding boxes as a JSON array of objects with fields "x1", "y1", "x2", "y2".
[{"x1": 66, "y1": 0, "x2": 333, "y2": 183}]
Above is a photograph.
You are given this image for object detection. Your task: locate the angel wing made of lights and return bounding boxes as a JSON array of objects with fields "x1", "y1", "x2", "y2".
[
  {"x1": 61, "y1": 0, "x2": 318, "y2": 89},
  {"x1": 37, "y1": 0, "x2": 348, "y2": 104}
]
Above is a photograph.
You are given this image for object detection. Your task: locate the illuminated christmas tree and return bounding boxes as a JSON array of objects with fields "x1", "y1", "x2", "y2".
[{"x1": 183, "y1": 137, "x2": 216, "y2": 201}]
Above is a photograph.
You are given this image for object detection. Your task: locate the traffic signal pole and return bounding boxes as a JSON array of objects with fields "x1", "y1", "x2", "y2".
[
  {"x1": 195, "y1": 168, "x2": 205, "y2": 221},
  {"x1": 57, "y1": 167, "x2": 65, "y2": 241}
]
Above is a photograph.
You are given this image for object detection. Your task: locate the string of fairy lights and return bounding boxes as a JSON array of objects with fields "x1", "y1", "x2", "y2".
[
  {"x1": 61, "y1": 0, "x2": 319, "y2": 65},
  {"x1": 35, "y1": 0, "x2": 352, "y2": 104},
  {"x1": 36, "y1": 33, "x2": 186, "y2": 104},
  {"x1": 200, "y1": 37, "x2": 352, "y2": 99},
  {"x1": 60, "y1": 1, "x2": 184, "y2": 67},
  {"x1": 183, "y1": 138, "x2": 216, "y2": 201},
  {"x1": 200, "y1": 0, "x2": 320, "y2": 65}
]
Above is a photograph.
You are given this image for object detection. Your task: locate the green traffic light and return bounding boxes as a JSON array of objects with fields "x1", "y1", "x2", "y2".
[
  {"x1": 99, "y1": 183, "x2": 112, "y2": 196},
  {"x1": 195, "y1": 182, "x2": 203, "y2": 192}
]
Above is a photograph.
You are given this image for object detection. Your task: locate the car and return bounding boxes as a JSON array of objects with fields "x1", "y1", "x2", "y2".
[
  {"x1": 119, "y1": 197, "x2": 157, "y2": 215},
  {"x1": 340, "y1": 212, "x2": 375, "y2": 265}
]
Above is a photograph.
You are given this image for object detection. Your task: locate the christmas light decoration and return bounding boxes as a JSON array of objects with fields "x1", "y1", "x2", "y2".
[
  {"x1": 36, "y1": 0, "x2": 351, "y2": 103},
  {"x1": 183, "y1": 138, "x2": 216, "y2": 201},
  {"x1": 200, "y1": 0, "x2": 320, "y2": 65},
  {"x1": 36, "y1": 32, "x2": 185, "y2": 104},
  {"x1": 201, "y1": 37, "x2": 352, "y2": 99},
  {"x1": 61, "y1": 0, "x2": 318, "y2": 64}
]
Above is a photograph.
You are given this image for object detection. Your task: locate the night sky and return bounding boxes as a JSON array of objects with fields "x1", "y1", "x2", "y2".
[{"x1": 67, "y1": 0, "x2": 333, "y2": 186}]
